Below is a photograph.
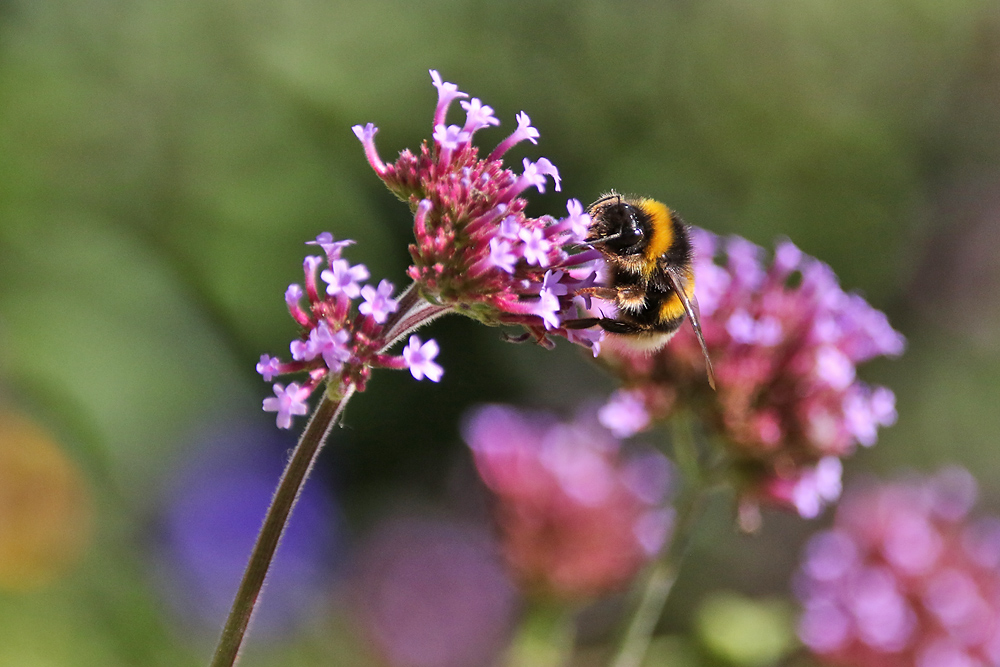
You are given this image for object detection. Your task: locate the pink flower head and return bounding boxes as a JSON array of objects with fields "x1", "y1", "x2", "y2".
[
  {"x1": 461, "y1": 404, "x2": 673, "y2": 600},
  {"x1": 601, "y1": 231, "x2": 905, "y2": 519},
  {"x1": 795, "y1": 468, "x2": 1000, "y2": 667},
  {"x1": 352, "y1": 72, "x2": 603, "y2": 355}
]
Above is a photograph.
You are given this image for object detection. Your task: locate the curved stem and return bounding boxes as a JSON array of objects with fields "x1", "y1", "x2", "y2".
[
  {"x1": 609, "y1": 413, "x2": 709, "y2": 667},
  {"x1": 209, "y1": 387, "x2": 355, "y2": 667},
  {"x1": 378, "y1": 281, "x2": 452, "y2": 353}
]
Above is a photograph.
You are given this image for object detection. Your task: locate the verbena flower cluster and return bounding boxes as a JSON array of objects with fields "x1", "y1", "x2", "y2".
[
  {"x1": 795, "y1": 468, "x2": 1000, "y2": 666},
  {"x1": 353, "y1": 70, "x2": 604, "y2": 353},
  {"x1": 256, "y1": 70, "x2": 614, "y2": 429},
  {"x1": 256, "y1": 234, "x2": 443, "y2": 429},
  {"x1": 598, "y1": 230, "x2": 905, "y2": 519},
  {"x1": 462, "y1": 404, "x2": 673, "y2": 600}
]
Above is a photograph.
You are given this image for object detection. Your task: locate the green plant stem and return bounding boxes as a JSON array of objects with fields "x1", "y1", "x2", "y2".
[
  {"x1": 505, "y1": 602, "x2": 577, "y2": 667},
  {"x1": 609, "y1": 413, "x2": 708, "y2": 667},
  {"x1": 209, "y1": 387, "x2": 354, "y2": 667}
]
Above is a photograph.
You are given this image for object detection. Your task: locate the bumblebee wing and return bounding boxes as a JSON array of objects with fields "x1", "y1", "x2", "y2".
[{"x1": 663, "y1": 267, "x2": 716, "y2": 390}]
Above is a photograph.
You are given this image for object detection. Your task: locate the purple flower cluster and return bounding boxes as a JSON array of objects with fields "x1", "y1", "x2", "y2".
[
  {"x1": 257, "y1": 234, "x2": 443, "y2": 429},
  {"x1": 350, "y1": 516, "x2": 516, "y2": 667},
  {"x1": 795, "y1": 468, "x2": 1000, "y2": 667},
  {"x1": 462, "y1": 404, "x2": 673, "y2": 600},
  {"x1": 353, "y1": 70, "x2": 604, "y2": 353},
  {"x1": 600, "y1": 230, "x2": 905, "y2": 518}
]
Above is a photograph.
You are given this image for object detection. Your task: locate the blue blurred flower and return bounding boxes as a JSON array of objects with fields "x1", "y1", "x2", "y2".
[{"x1": 155, "y1": 418, "x2": 342, "y2": 639}]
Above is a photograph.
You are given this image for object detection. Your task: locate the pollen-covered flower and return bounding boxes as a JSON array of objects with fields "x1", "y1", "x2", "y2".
[
  {"x1": 600, "y1": 230, "x2": 905, "y2": 519},
  {"x1": 794, "y1": 467, "x2": 1000, "y2": 667},
  {"x1": 353, "y1": 70, "x2": 603, "y2": 353},
  {"x1": 461, "y1": 404, "x2": 673, "y2": 600},
  {"x1": 256, "y1": 234, "x2": 445, "y2": 429}
]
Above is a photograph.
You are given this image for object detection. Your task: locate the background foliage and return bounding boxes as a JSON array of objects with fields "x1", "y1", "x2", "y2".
[{"x1": 2, "y1": 0, "x2": 999, "y2": 665}]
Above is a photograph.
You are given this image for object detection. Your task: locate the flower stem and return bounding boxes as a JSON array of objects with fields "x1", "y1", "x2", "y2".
[
  {"x1": 209, "y1": 386, "x2": 354, "y2": 667},
  {"x1": 505, "y1": 602, "x2": 576, "y2": 667},
  {"x1": 378, "y1": 282, "x2": 451, "y2": 353},
  {"x1": 609, "y1": 414, "x2": 708, "y2": 667}
]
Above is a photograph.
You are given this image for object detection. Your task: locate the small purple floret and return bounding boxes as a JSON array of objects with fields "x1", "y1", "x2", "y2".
[
  {"x1": 359, "y1": 279, "x2": 399, "y2": 324},
  {"x1": 321, "y1": 259, "x2": 370, "y2": 299},
  {"x1": 403, "y1": 335, "x2": 443, "y2": 382},
  {"x1": 263, "y1": 383, "x2": 310, "y2": 429},
  {"x1": 256, "y1": 354, "x2": 282, "y2": 382}
]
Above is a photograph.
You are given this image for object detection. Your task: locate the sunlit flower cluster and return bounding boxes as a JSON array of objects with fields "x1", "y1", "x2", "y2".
[
  {"x1": 462, "y1": 404, "x2": 673, "y2": 600},
  {"x1": 795, "y1": 468, "x2": 1000, "y2": 666},
  {"x1": 257, "y1": 234, "x2": 443, "y2": 429},
  {"x1": 353, "y1": 70, "x2": 604, "y2": 353},
  {"x1": 599, "y1": 230, "x2": 905, "y2": 518}
]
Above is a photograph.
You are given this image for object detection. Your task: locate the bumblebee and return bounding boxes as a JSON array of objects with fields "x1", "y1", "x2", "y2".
[{"x1": 570, "y1": 192, "x2": 716, "y2": 388}]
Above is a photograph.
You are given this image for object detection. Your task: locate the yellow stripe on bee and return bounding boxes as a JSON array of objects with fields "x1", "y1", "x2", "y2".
[
  {"x1": 658, "y1": 272, "x2": 696, "y2": 322},
  {"x1": 637, "y1": 199, "x2": 673, "y2": 275},
  {"x1": 659, "y1": 294, "x2": 685, "y2": 321}
]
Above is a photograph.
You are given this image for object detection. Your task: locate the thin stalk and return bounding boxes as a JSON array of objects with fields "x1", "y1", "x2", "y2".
[
  {"x1": 609, "y1": 413, "x2": 708, "y2": 667},
  {"x1": 505, "y1": 602, "x2": 577, "y2": 667},
  {"x1": 209, "y1": 288, "x2": 449, "y2": 666},
  {"x1": 209, "y1": 387, "x2": 354, "y2": 667}
]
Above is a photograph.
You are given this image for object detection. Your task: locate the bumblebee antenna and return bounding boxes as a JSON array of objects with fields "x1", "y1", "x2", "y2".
[
  {"x1": 586, "y1": 231, "x2": 622, "y2": 245},
  {"x1": 664, "y1": 270, "x2": 716, "y2": 390}
]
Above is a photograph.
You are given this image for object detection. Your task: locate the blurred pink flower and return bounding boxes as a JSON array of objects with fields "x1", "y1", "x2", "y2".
[
  {"x1": 350, "y1": 515, "x2": 516, "y2": 667},
  {"x1": 795, "y1": 467, "x2": 1000, "y2": 667},
  {"x1": 462, "y1": 404, "x2": 673, "y2": 601}
]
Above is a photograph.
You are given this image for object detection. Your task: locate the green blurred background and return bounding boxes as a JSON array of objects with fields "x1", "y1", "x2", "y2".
[{"x1": 2, "y1": 0, "x2": 1000, "y2": 665}]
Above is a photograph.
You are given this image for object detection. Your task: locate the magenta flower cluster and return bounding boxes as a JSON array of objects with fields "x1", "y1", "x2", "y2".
[
  {"x1": 796, "y1": 468, "x2": 1000, "y2": 667},
  {"x1": 600, "y1": 230, "x2": 905, "y2": 518},
  {"x1": 353, "y1": 70, "x2": 604, "y2": 353},
  {"x1": 257, "y1": 234, "x2": 443, "y2": 429},
  {"x1": 462, "y1": 404, "x2": 673, "y2": 600}
]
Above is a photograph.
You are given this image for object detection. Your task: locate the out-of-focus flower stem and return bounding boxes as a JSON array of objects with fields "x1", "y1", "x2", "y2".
[
  {"x1": 209, "y1": 388, "x2": 352, "y2": 667},
  {"x1": 609, "y1": 414, "x2": 709, "y2": 667},
  {"x1": 506, "y1": 602, "x2": 577, "y2": 667}
]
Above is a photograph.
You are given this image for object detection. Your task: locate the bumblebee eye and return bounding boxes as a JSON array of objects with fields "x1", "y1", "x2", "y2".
[{"x1": 605, "y1": 206, "x2": 644, "y2": 251}]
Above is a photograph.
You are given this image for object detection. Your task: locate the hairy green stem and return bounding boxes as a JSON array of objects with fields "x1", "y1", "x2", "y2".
[{"x1": 209, "y1": 387, "x2": 354, "y2": 667}]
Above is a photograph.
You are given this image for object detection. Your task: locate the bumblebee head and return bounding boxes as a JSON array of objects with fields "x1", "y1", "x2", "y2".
[{"x1": 586, "y1": 195, "x2": 650, "y2": 256}]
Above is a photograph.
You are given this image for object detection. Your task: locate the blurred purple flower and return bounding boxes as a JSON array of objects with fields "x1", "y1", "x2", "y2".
[
  {"x1": 350, "y1": 515, "x2": 516, "y2": 667},
  {"x1": 155, "y1": 420, "x2": 341, "y2": 638},
  {"x1": 794, "y1": 467, "x2": 1000, "y2": 667}
]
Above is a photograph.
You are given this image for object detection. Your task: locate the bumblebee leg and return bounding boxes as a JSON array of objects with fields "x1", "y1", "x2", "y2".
[
  {"x1": 597, "y1": 318, "x2": 644, "y2": 335},
  {"x1": 562, "y1": 317, "x2": 601, "y2": 330},
  {"x1": 560, "y1": 317, "x2": 645, "y2": 335}
]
